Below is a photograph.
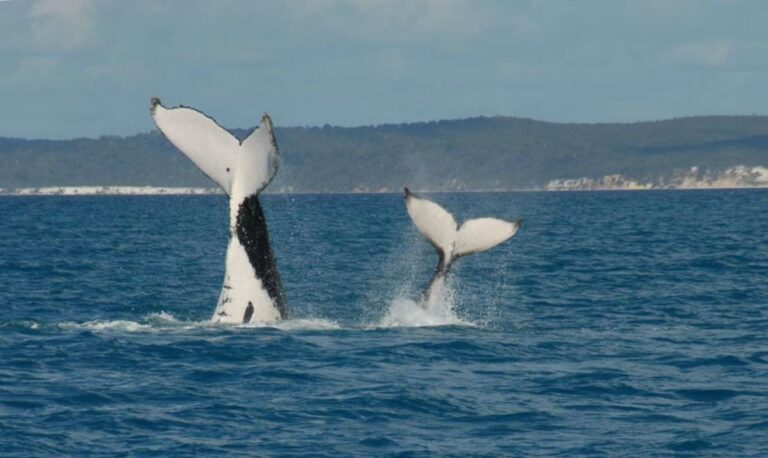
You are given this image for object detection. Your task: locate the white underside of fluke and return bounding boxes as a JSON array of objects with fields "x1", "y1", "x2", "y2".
[
  {"x1": 151, "y1": 99, "x2": 283, "y2": 323},
  {"x1": 405, "y1": 191, "x2": 459, "y2": 260},
  {"x1": 455, "y1": 217, "x2": 521, "y2": 256},
  {"x1": 405, "y1": 189, "x2": 521, "y2": 264}
]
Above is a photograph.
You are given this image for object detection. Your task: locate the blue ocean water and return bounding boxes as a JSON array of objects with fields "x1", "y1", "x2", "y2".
[{"x1": 0, "y1": 190, "x2": 767, "y2": 456}]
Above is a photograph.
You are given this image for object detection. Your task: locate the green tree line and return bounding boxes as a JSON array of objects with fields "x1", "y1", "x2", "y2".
[{"x1": 1, "y1": 115, "x2": 767, "y2": 192}]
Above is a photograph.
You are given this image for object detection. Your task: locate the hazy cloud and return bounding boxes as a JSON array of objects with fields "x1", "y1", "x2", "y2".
[
  {"x1": 286, "y1": 0, "x2": 495, "y2": 41},
  {"x1": 1, "y1": 0, "x2": 767, "y2": 138},
  {"x1": 29, "y1": 0, "x2": 96, "y2": 50},
  {"x1": 666, "y1": 41, "x2": 732, "y2": 67},
  {"x1": 0, "y1": 55, "x2": 58, "y2": 87}
]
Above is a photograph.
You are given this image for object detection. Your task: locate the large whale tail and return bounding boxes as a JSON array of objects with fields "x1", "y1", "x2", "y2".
[
  {"x1": 150, "y1": 97, "x2": 278, "y2": 199},
  {"x1": 150, "y1": 98, "x2": 287, "y2": 323},
  {"x1": 404, "y1": 188, "x2": 522, "y2": 301}
]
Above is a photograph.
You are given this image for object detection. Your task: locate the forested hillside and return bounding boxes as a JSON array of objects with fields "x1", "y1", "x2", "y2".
[{"x1": 1, "y1": 115, "x2": 767, "y2": 192}]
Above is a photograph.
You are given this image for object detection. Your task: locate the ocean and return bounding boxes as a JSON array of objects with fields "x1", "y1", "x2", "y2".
[{"x1": 1, "y1": 190, "x2": 766, "y2": 456}]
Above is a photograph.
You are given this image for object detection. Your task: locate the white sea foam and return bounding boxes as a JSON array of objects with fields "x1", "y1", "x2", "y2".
[
  {"x1": 241, "y1": 318, "x2": 341, "y2": 331},
  {"x1": 54, "y1": 304, "x2": 472, "y2": 333},
  {"x1": 60, "y1": 319, "x2": 154, "y2": 332},
  {"x1": 376, "y1": 284, "x2": 475, "y2": 328},
  {"x1": 144, "y1": 311, "x2": 182, "y2": 325},
  {"x1": 57, "y1": 312, "x2": 341, "y2": 333},
  {"x1": 53, "y1": 287, "x2": 479, "y2": 333}
]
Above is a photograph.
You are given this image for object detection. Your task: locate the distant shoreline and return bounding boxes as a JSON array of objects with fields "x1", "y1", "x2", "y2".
[
  {"x1": 3, "y1": 166, "x2": 766, "y2": 196},
  {"x1": 3, "y1": 117, "x2": 767, "y2": 195},
  {"x1": 1, "y1": 185, "x2": 766, "y2": 196},
  {"x1": 0, "y1": 186, "x2": 224, "y2": 196}
]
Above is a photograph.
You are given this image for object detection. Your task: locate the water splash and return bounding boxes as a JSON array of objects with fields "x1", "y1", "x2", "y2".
[
  {"x1": 56, "y1": 312, "x2": 340, "y2": 333},
  {"x1": 59, "y1": 319, "x2": 155, "y2": 332},
  {"x1": 58, "y1": 311, "x2": 183, "y2": 332},
  {"x1": 241, "y1": 318, "x2": 341, "y2": 331},
  {"x1": 376, "y1": 281, "x2": 475, "y2": 328},
  {"x1": 51, "y1": 299, "x2": 474, "y2": 333}
]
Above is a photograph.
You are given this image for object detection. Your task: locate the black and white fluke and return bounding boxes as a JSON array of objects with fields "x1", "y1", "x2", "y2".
[{"x1": 151, "y1": 98, "x2": 287, "y2": 323}]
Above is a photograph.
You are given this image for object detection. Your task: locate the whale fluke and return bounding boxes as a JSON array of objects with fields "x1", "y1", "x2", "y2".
[
  {"x1": 404, "y1": 188, "x2": 522, "y2": 301},
  {"x1": 151, "y1": 99, "x2": 286, "y2": 323},
  {"x1": 150, "y1": 99, "x2": 278, "y2": 198}
]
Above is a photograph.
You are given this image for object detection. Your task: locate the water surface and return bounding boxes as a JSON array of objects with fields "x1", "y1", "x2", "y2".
[{"x1": 1, "y1": 190, "x2": 766, "y2": 456}]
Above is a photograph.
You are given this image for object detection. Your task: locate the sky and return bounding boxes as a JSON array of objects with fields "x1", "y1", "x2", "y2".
[{"x1": 1, "y1": 0, "x2": 766, "y2": 139}]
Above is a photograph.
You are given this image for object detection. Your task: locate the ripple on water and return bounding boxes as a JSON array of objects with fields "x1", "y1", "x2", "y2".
[{"x1": 1, "y1": 191, "x2": 768, "y2": 456}]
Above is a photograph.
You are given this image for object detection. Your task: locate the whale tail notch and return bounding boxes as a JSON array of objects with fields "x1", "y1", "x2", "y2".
[
  {"x1": 150, "y1": 97, "x2": 278, "y2": 197},
  {"x1": 404, "y1": 187, "x2": 521, "y2": 299}
]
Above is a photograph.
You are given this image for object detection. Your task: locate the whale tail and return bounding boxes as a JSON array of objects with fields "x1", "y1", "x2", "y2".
[
  {"x1": 150, "y1": 97, "x2": 278, "y2": 198},
  {"x1": 150, "y1": 98, "x2": 286, "y2": 323},
  {"x1": 404, "y1": 188, "x2": 522, "y2": 300}
]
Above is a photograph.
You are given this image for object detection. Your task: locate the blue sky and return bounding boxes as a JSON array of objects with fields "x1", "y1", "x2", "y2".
[{"x1": 0, "y1": 0, "x2": 765, "y2": 138}]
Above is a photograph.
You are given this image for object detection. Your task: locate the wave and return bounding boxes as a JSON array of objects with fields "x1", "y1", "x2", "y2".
[
  {"x1": 24, "y1": 282, "x2": 479, "y2": 333},
  {"x1": 58, "y1": 312, "x2": 184, "y2": 333},
  {"x1": 44, "y1": 291, "x2": 476, "y2": 333},
  {"x1": 55, "y1": 312, "x2": 342, "y2": 333},
  {"x1": 52, "y1": 311, "x2": 473, "y2": 334},
  {"x1": 240, "y1": 318, "x2": 341, "y2": 331}
]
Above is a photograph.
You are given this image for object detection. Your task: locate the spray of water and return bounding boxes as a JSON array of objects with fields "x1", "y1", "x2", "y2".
[
  {"x1": 376, "y1": 279, "x2": 475, "y2": 328},
  {"x1": 56, "y1": 311, "x2": 341, "y2": 333},
  {"x1": 51, "y1": 285, "x2": 478, "y2": 334}
]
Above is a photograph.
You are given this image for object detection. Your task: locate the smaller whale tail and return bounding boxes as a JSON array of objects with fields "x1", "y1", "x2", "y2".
[{"x1": 404, "y1": 188, "x2": 522, "y2": 300}]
